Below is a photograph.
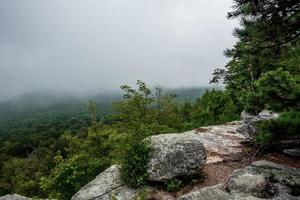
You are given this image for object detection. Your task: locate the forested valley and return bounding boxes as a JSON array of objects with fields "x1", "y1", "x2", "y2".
[{"x1": 1, "y1": 86, "x2": 238, "y2": 198}]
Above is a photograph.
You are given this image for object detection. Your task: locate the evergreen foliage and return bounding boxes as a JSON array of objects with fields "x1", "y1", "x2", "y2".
[
  {"x1": 192, "y1": 89, "x2": 240, "y2": 125},
  {"x1": 211, "y1": 0, "x2": 300, "y2": 113},
  {"x1": 256, "y1": 112, "x2": 300, "y2": 148},
  {"x1": 210, "y1": 0, "x2": 300, "y2": 149}
]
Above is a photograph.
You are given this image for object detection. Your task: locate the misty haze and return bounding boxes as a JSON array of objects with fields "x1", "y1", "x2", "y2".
[
  {"x1": 0, "y1": 0, "x2": 237, "y2": 101},
  {"x1": 0, "y1": 0, "x2": 299, "y2": 199}
]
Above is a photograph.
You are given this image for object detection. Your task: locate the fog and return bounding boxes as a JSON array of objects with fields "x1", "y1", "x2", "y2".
[{"x1": 0, "y1": 0, "x2": 238, "y2": 101}]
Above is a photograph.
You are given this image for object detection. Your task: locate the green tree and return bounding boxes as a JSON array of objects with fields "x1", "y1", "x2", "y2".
[
  {"x1": 113, "y1": 80, "x2": 155, "y2": 135},
  {"x1": 192, "y1": 89, "x2": 240, "y2": 125},
  {"x1": 211, "y1": 0, "x2": 300, "y2": 113}
]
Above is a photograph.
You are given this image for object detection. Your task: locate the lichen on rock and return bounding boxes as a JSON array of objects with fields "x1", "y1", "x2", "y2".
[
  {"x1": 71, "y1": 165, "x2": 136, "y2": 200},
  {"x1": 146, "y1": 132, "x2": 207, "y2": 182}
]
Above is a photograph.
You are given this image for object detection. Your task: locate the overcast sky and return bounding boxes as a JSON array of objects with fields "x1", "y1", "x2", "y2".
[{"x1": 0, "y1": 0, "x2": 238, "y2": 101}]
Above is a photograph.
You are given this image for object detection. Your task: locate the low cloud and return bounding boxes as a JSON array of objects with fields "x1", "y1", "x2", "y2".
[{"x1": 0, "y1": 0, "x2": 238, "y2": 101}]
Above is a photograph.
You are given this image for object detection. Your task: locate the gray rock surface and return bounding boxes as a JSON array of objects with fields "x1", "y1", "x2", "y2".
[
  {"x1": 226, "y1": 171, "x2": 271, "y2": 196},
  {"x1": 258, "y1": 110, "x2": 280, "y2": 119},
  {"x1": 225, "y1": 160, "x2": 300, "y2": 199},
  {"x1": 193, "y1": 123, "x2": 245, "y2": 163},
  {"x1": 71, "y1": 165, "x2": 136, "y2": 200},
  {"x1": 237, "y1": 110, "x2": 279, "y2": 138},
  {"x1": 251, "y1": 160, "x2": 300, "y2": 189},
  {"x1": 146, "y1": 188, "x2": 175, "y2": 200},
  {"x1": 178, "y1": 184, "x2": 231, "y2": 200},
  {"x1": 146, "y1": 132, "x2": 207, "y2": 181},
  {"x1": 0, "y1": 194, "x2": 57, "y2": 200},
  {"x1": 240, "y1": 110, "x2": 255, "y2": 123},
  {"x1": 283, "y1": 148, "x2": 300, "y2": 157},
  {"x1": 178, "y1": 160, "x2": 300, "y2": 200},
  {"x1": 0, "y1": 194, "x2": 31, "y2": 200}
]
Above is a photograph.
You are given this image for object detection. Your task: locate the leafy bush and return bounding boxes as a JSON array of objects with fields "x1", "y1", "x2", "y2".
[
  {"x1": 121, "y1": 139, "x2": 150, "y2": 188},
  {"x1": 256, "y1": 112, "x2": 300, "y2": 148},
  {"x1": 165, "y1": 178, "x2": 182, "y2": 192},
  {"x1": 133, "y1": 187, "x2": 149, "y2": 200},
  {"x1": 40, "y1": 125, "x2": 114, "y2": 199},
  {"x1": 40, "y1": 155, "x2": 86, "y2": 200}
]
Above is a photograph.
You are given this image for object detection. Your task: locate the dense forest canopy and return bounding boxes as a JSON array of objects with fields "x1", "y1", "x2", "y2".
[
  {"x1": 0, "y1": 0, "x2": 299, "y2": 199},
  {"x1": 1, "y1": 86, "x2": 232, "y2": 198}
]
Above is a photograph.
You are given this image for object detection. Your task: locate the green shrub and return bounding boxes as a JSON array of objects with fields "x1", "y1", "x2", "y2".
[
  {"x1": 40, "y1": 155, "x2": 85, "y2": 200},
  {"x1": 121, "y1": 139, "x2": 150, "y2": 188},
  {"x1": 191, "y1": 89, "x2": 240, "y2": 126},
  {"x1": 165, "y1": 178, "x2": 182, "y2": 192},
  {"x1": 133, "y1": 187, "x2": 149, "y2": 200},
  {"x1": 40, "y1": 154, "x2": 110, "y2": 200},
  {"x1": 256, "y1": 111, "x2": 300, "y2": 148},
  {"x1": 256, "y1": 131, "x2": 274, "y2": 147}
]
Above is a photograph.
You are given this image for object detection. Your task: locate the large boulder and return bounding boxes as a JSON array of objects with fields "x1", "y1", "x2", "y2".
[
  {"x1": 71, "y1": 165, "x2": 136, "y2": 200},
  {"x1": 237, "y1": 110, "x2": 279, "y2": 138},
  {"x1": 250, "y1": 160, "x2": 300, "y2": 189},
  {"x1": 146, "y1": 132, "x2": 207, "y2": 182},
  {"x1": 225, "y1": 160, "x2": 300, "y2": 199},
  {"x1": 178, "y1": 160, "x2": 300, "y2": 200},
  {"x1": 225, "y1": 166, "x2": 272, "y2": 197}
]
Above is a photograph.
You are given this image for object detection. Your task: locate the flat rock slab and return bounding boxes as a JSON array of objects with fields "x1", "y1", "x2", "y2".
[{"x1": 192, "y1": 123, "x2": 245, "y2": 164}]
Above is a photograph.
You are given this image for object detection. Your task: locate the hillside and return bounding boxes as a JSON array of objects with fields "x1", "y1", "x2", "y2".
[
  {"x1": 0, "y1": 87, "x2": 210, "y2": 135},
  {"x1": 0, "y1": 83, "x2": 240, "y2": 198}
]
